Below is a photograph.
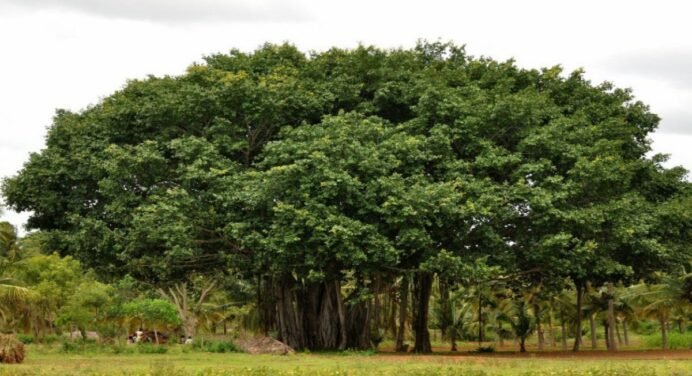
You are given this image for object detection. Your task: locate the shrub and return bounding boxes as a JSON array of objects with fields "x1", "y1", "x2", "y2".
[
  {"x1": 643, "y1": 332, "x2": 692, "y2": 349},
  {"x1": 16, "y1": 334, "x2": 33, "y2": 345},
  {"x1": 41, "y1": 334, "x2": 61, "y2": 344},
  {"x1": 191, "y1": 338, "x2": 241, "y2": 353},
  {"x1": 474, "y1": 345, "x2": 495, "y2": 353},
  {"x1": 60, "y1": 341, "x2": 80, "y2": 353},
  {"x1": 59, "y1": 340, "x2": 108, "y2": 353},
  {"x1": 633, "y1": 320, "x2": 658, "y2": 335},
  {"x1": 110, "y1": 345, "x2": 135, "y2": 354},
  {"x1": 136, "y1": 343, "x2": 168, "y2": 354},
  {"x1": 0, "y1": 334, "x2": 26, "y2": 364}
]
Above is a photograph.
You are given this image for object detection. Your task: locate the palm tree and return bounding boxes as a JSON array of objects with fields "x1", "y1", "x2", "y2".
[
  {"x1": 582, "y1": 286, "x2": 607, "y2": 349},
  {"x1": 0, "y1": 222, "x2": 32, "y2": 331},
  {"x1": 158, "y1": 279, "x2": 217, "y2": 337},
  {"x1": 626, "y1": 273, "x2": 691, "y2": 350},
  {"x1": 613, "y1": 287, "x2": 638, "y2": 346},
  {"x1": 504, "y1": 298, "x2": 535, "y2": 353}
]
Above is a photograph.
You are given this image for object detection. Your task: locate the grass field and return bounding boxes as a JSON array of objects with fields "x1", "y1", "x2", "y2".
[{"x1": 1, "y1": 345, "x2": 690, "y2": 376}]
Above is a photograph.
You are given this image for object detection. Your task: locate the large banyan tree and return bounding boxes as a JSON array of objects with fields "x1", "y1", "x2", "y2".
[{"x1": 3, "y1": 42, "x2": 690, "y2": 352}]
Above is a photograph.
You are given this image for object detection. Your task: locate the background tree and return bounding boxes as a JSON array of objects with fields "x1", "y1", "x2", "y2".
[{"x1": 122, "y1": 299, "x2": 181, "y2": 344}]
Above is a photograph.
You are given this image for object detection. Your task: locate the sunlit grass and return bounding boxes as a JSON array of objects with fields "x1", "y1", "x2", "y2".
[{"x1": 0, "y1": 344, "x2": 689, "y2": 376}]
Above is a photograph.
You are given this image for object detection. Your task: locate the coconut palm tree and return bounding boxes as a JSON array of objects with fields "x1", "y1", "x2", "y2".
[
  {"x1": 503, "y1": 298, "x2": 535, "y2": 353},
  {"x1": 553, "y1": 289, "x2": 577, "y2": 351},
  {"x1": 613, "y1": 287, "x2": 638, "y2": 346},
  {"x1": 0, "y1": 222, "x2": 32, "y2": 331},
  {"x1": 158, "y1": 279, "x2": 217, "y2": 337},
  {"x1": 626, "y1": 273, "x2": 691, "y2": 350}
]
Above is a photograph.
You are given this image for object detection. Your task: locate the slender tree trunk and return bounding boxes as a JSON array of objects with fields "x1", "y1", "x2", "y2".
[
  {"x1": 535, "y1": 303, "x2": 544, "y2": 351},
  {"x1": 439, "y1": 278, "x2": 449, "y2": 339},
  {"x1": 572, "y1": 283, "x2": 583, "y2": 352},
  {"x1": 520, "y1": 336, "x2": 527, "y2": 353},
  {"x1": 450, "y1": 330, "x2": 458, "y2": 352},
  {"x1": 477, "y1": 287, "x2": 484, "y2": 346},
  {"x1": 622, "y1": 319, "x2": 629, "y2": 346},
  {"x1": 373, "y1": 274, "x2": 381, "y2": 334},
  {"x1": 678, "y1": 320, "x2": 685, "y2": 334},
  {"x1": 615, "y1": 321, "x2": 622, "y2": 346},
  {"x1": 560, "y1": 311, "x2": 568, "y2": 351},
  {"x1": 547, "y1": 312, "x2": 556, "y2": 348},
  {"x1": 660, "y1": 317, "x2": 668, "y2": 350},
  {"x1": 276, "y1": 275, "x2": 305, "y2": 349},
  {"x1": 412, "y1": 273, "x2": 433, "y2": 354},
  {"x1": 606, "y1": 282, "x2": 617, "y2": 351},
  {"x1": 154, "y1": 330, "x2": 159, "y2": 344},
  {"x1": 604, "y1": 322, "x2": 609, "y2": 349},
  {"x1": 395, "y1": 275, "x2": 409, "y2": 352},
  {"x1": 335, "y1": 279, "x2": 348, "y2": 351},
  {"x1": 388, "y1": 290, "x2": 398, "y2": 337},
  {"x1": 590, "y1": 314, "x2": 597, "y2": 349}
]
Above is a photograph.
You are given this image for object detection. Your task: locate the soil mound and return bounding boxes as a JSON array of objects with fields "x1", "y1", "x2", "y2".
[{"x1": 235, "y1": 336, "x2": 294, "y2": 355}]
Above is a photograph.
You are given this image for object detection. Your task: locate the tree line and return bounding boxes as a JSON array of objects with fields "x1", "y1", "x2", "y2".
[{"x1": 2, "y1": 42, "x2": 690, "y2": 352}]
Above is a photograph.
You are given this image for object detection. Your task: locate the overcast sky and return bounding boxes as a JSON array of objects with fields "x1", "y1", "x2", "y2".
[{"x1": 1, "y1": 0, "x2": 691, "y2": 231}]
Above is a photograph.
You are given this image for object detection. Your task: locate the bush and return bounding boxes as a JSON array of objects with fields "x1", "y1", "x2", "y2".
[
  {"x1": 60, "y1": 341, "x2": 80, "y2": 353},
  {"x1": 110, "y1": 344, "x2": 136, "y2": 354},
  {"x1": 191, "y1": 338, "x2": 241, "y2": 353},
  {"x1": 41, "y1": 334, "x2": 61, "y2": 344},
  {"x1": 633, "y1": 320, "x2": 658, "y2": 335},
  {"x1": 136, "y1": 343, "x2": 168, "y2": 354},
  {"x1": 643, "y1": 332, "x2": 692, "y2": 349},
  {"x1": 474, "y1": 345, "x2": 495, "y2": 353},
  {"x1": 16, "y1": 334, "x2": 33, "y2": 345},
  {"x1": 59, "y1": 340, "x2": 114, "y2": 354},
  {"x1": 0, "y1": 334, "x2": 26, "y2": 364}
]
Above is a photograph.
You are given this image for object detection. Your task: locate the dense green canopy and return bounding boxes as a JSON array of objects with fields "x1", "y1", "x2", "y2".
[{"x1": 3, "y1": 42, "x2": 690, "y2": 351}]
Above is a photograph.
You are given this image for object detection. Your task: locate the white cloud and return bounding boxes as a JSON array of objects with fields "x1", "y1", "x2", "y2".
[
  {"x1": 0, "y1": 0, "x2": 309, "y2": 23},
  {"x1": 1, "y1": 0, "x2": 692, "y2": 232}
]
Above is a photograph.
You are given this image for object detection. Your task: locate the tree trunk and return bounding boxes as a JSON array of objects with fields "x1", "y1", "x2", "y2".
[
  {"x1": 535, "y1": 303, "x2": 543, "y2": 351},
  {"x1": 395, "y1": 275, "x2": 409, "y2": 352},
  {"x1": 450, "y1": 330, "x2": 458, "y2": 352},
  {"x1": 478, "y1": 303, "x2": 483, "y2": 345},
  {"x1": 335, "y1": 279, "x2": 348, "y2": 351},
  {"x1": 615, "y1": 321, "x2": 622, "y2": 346},
  {"x1": 572, "y1": 283, "x2": 583, "y2": 352},
  {"x1": 154, "y1": 329, "x2": 159, "y2": 344},
  {"x1": 660, "y1": 317, "x2": 668, "y2": 350},
  {"x1": 603, "y1": 322, "x2": 610, "y2": 349},
  {"x1": 520, "y1": 336, "x2": 527, "y2": 353},
  {"x1": 623, "y1": 319, "x2": 629, "y2": 346},
  {"x1": 477, "y1": 287, "x2": 484, "y2": 346},
  {"x1": 412, "y1": 273, "x2": 433, "y2": 354},
  {"x1": 276, "y1": 275, "x2": 305, "y2": 350},
  {"x1": 547, "y1": 311, "x2": 556, "y2": 348},
  {"x1": 590, "y1": 314, "x2": 597, "y2": 349},
  {"x1": 388, "y1": 290, "x2": 398, "y2": 337},
  {"x1": 345, "y1": 289, "x2": 371, "y2": 349},
  {"x1": 560, "y1": 311, "x2": 568, "y2": 351},
  {"x1": 606, "y1": 282, "x2": 617, "y2": 351},
  {"x1": 373, "y1": 274, "x2": 381, "y2": 334},
  {"x1": 439, "y1": 278, "x2": 449, "y2": 339}
]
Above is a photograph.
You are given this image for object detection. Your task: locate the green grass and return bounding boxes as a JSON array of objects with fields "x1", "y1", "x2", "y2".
[
  {"x1": 643, "y1": 332, "x2": 692, "y2": 350},
  {"x1": 0, "y1": 345, "x2": 690, "y2": 376}
]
